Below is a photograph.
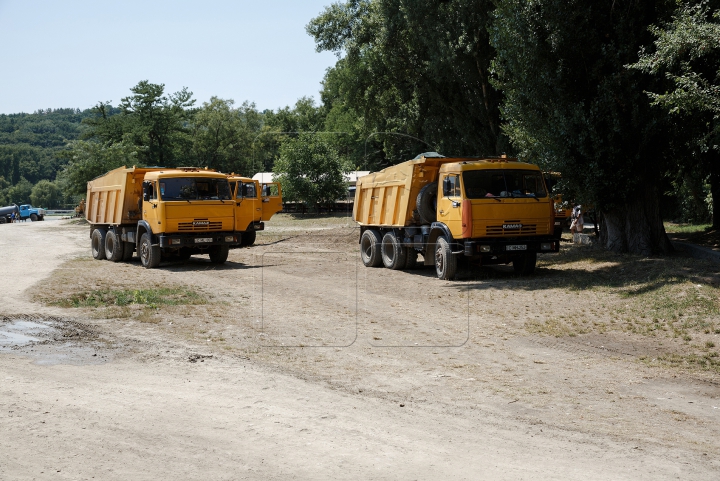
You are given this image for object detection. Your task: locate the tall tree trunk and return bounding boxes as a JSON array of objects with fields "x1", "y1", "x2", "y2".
[{"x1": 600, "y1": 183, "x2": 673, "y2": 255}]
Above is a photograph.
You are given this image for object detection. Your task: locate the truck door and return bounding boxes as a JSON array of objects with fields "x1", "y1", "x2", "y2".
[
  {"x1": 142, "y1": 181, "x2": 161, "y2": 233},
  {"x1": 234, "y1": 181, "x2": 259, "y2": 231},
  {"x1": 437, "y1": 173, "x2": 463, "y2": 238},
  {"x1": 260, "y1": 183, "x2": 283, "y2": 221}
]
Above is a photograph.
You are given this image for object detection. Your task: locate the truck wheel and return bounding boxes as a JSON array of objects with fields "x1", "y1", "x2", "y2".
[
  {"x1": 91, "y1": 229, "x2": 107, "y2": 260},
  {"x1": 30, "y1": 213, "x2": 38, "y2": 222},
  {"x1": 360, "y1": 230, "x2": 383, "y2": 267},
  {"x1": 435, "y1": 235, "x2": 457, "y2": 280},
  {"x1": 139, "y1": 233, "x2": 161, "y2": 268},
  {"x1": 209, "y1": 245, "x2": 229, "y2": 264},
  {"x1": 241, "y1": 230, "x2": 256, "y2": 247},
  {"x1": 122, "y1": 241, "x2": 134, "y2": 261},
  {"x1": 512, "y1": 252, "x2": 537, "y2": 276},
  {"x1": 104, "y1": 230, "x2": 124, "y2": 262},
  {"x1": 405, "y1": 249, "x2": 418, "y2": 270},
  {"x1": 381, "y1": 231, "x2": 407, "y2": 270},
  {"x1": 0, "y1": 217, "x2": 6, "y2": 224},
  {"x1": 416, "y1": 182, "x2": 438, "y2": 224}
]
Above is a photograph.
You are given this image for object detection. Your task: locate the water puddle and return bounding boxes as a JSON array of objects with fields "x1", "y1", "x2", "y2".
[{"x1": 0, "y1": 315, "x2": 114, "y2": 365}]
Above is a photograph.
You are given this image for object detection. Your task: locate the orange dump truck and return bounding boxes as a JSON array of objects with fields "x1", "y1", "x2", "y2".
[
  {"x1": 86, "y1": 166, "x2": 238, "y2": 268},
  {"x1": 227, "y1": 175, "x2": 283, "y2": 247},
  {"x1": 353, "y1": 153, "x2": 559, "y2": 280}
]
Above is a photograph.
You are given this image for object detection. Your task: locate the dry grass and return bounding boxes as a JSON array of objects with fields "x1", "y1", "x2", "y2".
[{"x1": 524, "y1": 238, "x2": 720, "y2": 372}]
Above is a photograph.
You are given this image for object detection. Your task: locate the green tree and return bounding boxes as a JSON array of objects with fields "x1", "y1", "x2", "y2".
[
  {"x1": 58, "y1": 140, "x2": 140, "y2": 195},
  {"x1": 30, "y1": 179, "x2": 61, "y2": 208},
  {"x1": 630, "y1": 3, "x2": 720, "y2": 227},
  {"x1": 189, "y1": 97, "x2": 262, "y2": 175},
  {"x1": 273, "y1": 134, "x2": 347, "y2": 211},
  {"x1": 492, "y1": 0, "x2": 678, "y2": 255},
  {"x1": 0, "y1": 176, "x2": 10, "y2": 205},
  {"x1": 119, "y1": 81, "x2": 195, "y2": 166},
  {"x1": 308, "y1": 0, "x2": 504, "y2": 169},
  {"x1": 6, "y1": 177, "x2": 32, "y2": 204}
]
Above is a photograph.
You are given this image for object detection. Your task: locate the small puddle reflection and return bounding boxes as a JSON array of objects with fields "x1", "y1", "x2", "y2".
[
  {"x1": 0, "y1": 316, "x2": 113, "y2": 365},
  {"x1": 0, "y1": 320, "x2": 51, "y2": 346}
]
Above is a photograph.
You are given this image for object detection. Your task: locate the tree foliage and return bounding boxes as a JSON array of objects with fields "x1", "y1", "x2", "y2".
[
  {"x1": 30, "y1": 179, "x2": 61, "y2": 208},
  {"x1": 492, "y1": 0, "x2": 679, "y2": 254},
  {"x1": 308, "y1": 0, "x2": 504, "y2": 169},
  {"x1": 190, "y1": 97, "x2": 262, "y2": 175},
  {"x1": 630, "y1": 2, "x2": 720, "y2": 227},
  {"x1": 273, "y1": 134, "x2": 347, "y2": 210},
  {"x1": 58, "y1": 140, "x2": 140, "y2": 195}
]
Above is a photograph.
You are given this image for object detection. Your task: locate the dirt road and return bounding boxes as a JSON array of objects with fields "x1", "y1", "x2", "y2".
[{"x1": 1, "y1": 218, "x2": 718, "y2": 480}]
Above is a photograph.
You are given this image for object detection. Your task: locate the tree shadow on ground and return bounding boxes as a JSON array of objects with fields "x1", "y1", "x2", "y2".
[{"x1": 426, "y1": 244, "x2": 720, "y2": 295}]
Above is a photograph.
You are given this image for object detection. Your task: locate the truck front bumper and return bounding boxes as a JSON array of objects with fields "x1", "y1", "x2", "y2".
[
  {"x1": 463, "y1": 236, "x2": 560, "y2": 256},
  {"x1": 158, "y1": 232, "x2": 238, "y2": 248}
]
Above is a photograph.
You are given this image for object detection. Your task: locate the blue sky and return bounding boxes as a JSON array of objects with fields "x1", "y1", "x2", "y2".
[{"x1": 0, "y1": 0, "x2": 338, "y2": 114}]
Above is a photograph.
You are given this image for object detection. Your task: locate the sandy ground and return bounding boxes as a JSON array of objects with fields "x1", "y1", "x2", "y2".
[{"x1": 1, "y1": 218, "x2": 719, "y2": 480}]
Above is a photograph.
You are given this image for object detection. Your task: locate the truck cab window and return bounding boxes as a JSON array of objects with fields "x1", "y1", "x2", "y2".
[
  {"x1": 242, "y1": 183, "x2": 257, "y2": 198},
  {"x1": 443, "y1": 175, "x2": 461, "y2": 197}
]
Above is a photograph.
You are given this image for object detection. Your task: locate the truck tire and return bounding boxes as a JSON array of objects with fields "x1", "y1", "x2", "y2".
[
  {"x1": 105, "y1": 230, "x2": 124, "y2": 262},
  {"x1": 416, "y1": 182, "x2": 438, "y2": 224},
  {"x1": 241, "y1": 230, "x2": 256, "y2": 247},
  {"x1": 139, "y1": 232, "x2": 161, "y2": 268},
  {"x1": 209, "y1": 245, "x2": 229, "y2": 264},
  {"x1": 435, "y1": 235, "x2": 457, "y2": 280},
  {"x1": 91, "y1": 229, "x2": 107, "y2": 260},
  {"x1": 122, "y1": 241, "x2": 134, "y2": 261},
  {"x1": 405, "y1": 249, "x2": 418, "y2": 269},
  {"x1": 30, "y1": 213, "x2": 38, "y2": 222},
  {"x1": 0, "y1": 217, "x2": 6, "y2": 224},
  {"x1": 512, "y1": 251, "x2": 537, "y2": 276},
  {"x1": 360, "y1": 229, "x2": 383, "y2": 267},
  {"x1": 381, "y1": 231, "x2": 407, "y2": 270}
]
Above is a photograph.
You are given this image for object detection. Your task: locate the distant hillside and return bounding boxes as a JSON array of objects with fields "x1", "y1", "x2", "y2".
[{"x1": 0, "y1": 108, "x2": 93, "y2": 186}]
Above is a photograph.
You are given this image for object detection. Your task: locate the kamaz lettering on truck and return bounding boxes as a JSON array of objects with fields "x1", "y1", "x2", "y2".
[
  {"x1": 86, "y1": 166, "x2": 238, "y2": 268},
  {"x1": 353, "y1": 153, "x2": 559, "y2": 280}
]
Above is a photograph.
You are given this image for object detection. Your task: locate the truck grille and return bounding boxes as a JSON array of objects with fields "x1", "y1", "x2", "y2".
[
  {"x1": 178, "y1": 221, "x2": 223, "y2": 232},
  {"x1": 486, "y1": 224, "x2": 537, "y2": 236}
]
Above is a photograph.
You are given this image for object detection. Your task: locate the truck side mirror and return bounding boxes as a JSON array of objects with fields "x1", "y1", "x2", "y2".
[
  {"x1": 443, "y1": 178, "x2": 452, "y2": 196},
  {"x1": 143, "y1": 183, "x2": 152, "y2": 201}
]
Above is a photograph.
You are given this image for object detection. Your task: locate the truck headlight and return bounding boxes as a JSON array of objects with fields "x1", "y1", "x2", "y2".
[
  {"x1": 480, "y1": 245, "x2": 491, "y2": 253},
  {"x1": 169, "y1": 238, "x2": 181, "y2": 245},
  {"x1": 541, "y1": 242, "x2": 552, "y2": 251},
  {"x1": 225, "y1": 236, "x2": 236, "y2": 242}
]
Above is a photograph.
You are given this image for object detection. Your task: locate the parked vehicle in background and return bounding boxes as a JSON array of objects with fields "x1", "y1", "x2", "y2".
[
  {"x1": 0, "y1": 204, "x2": 20, "y2": 224},
  {"x1": 353, "y1": 152, "x2": 559, "y2": 280},
  {"x1": 86, "y1": 166, "x2": 238, "y2": 268},
  {"x1": 227, "y1": 175, "x2": 283, "y2": 247},
  {"x1": 542, "y1": 173, "x2": 569, "y2": 240},
  {"x1": 17, "y1": 204, "x2": 46, "y2": 221}
]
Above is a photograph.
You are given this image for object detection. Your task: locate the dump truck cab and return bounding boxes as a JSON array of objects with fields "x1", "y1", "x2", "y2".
[
  {"x1": 353, "y1": 153, "x2": 559, "y2": 280},
  {"x1": 227, "y1": 175, "x2": 283, "y2": 247}
]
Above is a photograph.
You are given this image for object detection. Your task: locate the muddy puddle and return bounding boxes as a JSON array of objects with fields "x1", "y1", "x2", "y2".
[{"x1": 0, "y1": 315, "x2": 115, "y2": 365}]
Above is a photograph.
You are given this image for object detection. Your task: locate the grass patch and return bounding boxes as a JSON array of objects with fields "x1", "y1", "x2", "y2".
[
  {"x1": 55, "y1": 287, "x2": 206, "y2": 309},
  {"x1": 663, "y1": 222, "x2": 711, "y2": 234},
  {"x1": 525, "y1": 318, "x2": 587, "y2": 337}
]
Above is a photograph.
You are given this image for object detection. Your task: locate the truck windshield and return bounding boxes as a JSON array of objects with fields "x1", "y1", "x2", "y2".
[
  {"x1": 159, "y1": 178, "x2": 232, "y2": 201},
  {"x1": 462, "y1": 170, "x2": 547, "y2": 199}
]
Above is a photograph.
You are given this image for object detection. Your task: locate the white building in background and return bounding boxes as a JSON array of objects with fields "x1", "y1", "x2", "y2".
[{"x1": 252, "y1": 171, "x2": 371, "y2": 199}]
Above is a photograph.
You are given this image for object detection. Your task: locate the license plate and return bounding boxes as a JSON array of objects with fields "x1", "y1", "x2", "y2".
[
  {"x1": 506, "y1": 244, "x2": 527, "y2": 251},
  {"x1": 195, "y1": 238, "x2": 213, "y2": 243}
]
